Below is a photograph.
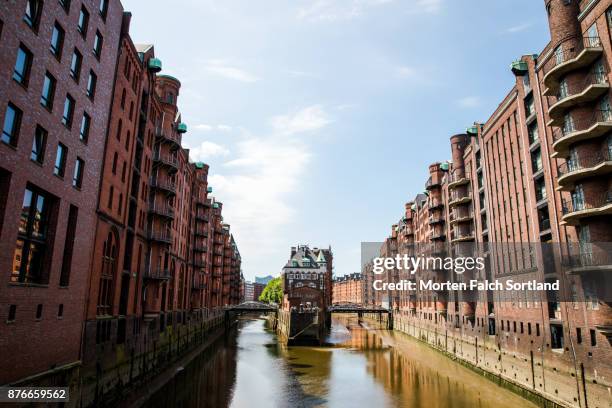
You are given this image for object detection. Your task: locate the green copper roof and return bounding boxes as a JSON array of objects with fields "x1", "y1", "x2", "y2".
[
  {"x1": 207, "y1": 186, "x2": 213, "y2": 193},
  {"x1": 177, "y1": 123, "x2": 187, "y2": 133},
  {"x1": 148, "y1": 58, "x2": 162, "y2": 72},
  {"x1": 510, "y1": 60, "x2": 528, "y2": 76},
  {"x1": 466, "y1": 125, "x2": 479, "y2": 136},
  {"x1": 194, "y1": 162, "x2": 206, "y2": 169},
  {"x1": 440, "y1": 162, "x2": 449, "y2": 171},
  {"x1": 213, "y1": 203, "x2": 219, "y2": 209}
]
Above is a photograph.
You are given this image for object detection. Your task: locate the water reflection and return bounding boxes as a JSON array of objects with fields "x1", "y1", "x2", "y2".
[{"x1": 143, "y1": 317, "x2": 536, "y2": 408}]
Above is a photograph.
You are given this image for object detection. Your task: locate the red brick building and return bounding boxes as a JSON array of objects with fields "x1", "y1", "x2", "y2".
[
  {"x1": 365, "y1": 1, "x2": 612, "y2": 406},
  {"x1": 332, "y1": 273, "x2": 363, "y2": 305},
  {"x1": 0, "y1": 0, "x2": 241, "y2": 392},
  {"x1": 0, "y1": 0, "x2": 123, "y2": 386}
]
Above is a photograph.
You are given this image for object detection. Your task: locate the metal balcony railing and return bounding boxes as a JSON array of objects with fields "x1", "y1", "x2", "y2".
[
  {"x1": 558, "y1": 149, "x2": 612, "y2": 176},
  {"x1": 144, "y1": 267, "x2": 171, "y2": 280},
  {"x1": 152, "y1": 151, "x2": 179, "y2": 169},
  {"x1": 147, "y1": 229, "x2": 172, "y2": 244},
  {"x1": 562, "y1": 191, "x2": 612, "y2": 215},
  {"x1": 543, "y1": 37, "x2": 602, "y2": 76},
  {"x1": 148, "y1": 204, "x2": 175, "y2": 219},
  {"x1": 549, "y1": 70, "x2": 608, "y2": 105},
  {"x1": 553, "y1": 109, "x2": 612, "y2": 142},
  {"x1": 149, "y1": 176, "x2": 176, "y2": 194}
]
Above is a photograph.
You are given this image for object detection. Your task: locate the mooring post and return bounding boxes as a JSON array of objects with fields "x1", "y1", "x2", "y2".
[{"x1": 388, "y1": 311, "x2": 394, "y2": 330}]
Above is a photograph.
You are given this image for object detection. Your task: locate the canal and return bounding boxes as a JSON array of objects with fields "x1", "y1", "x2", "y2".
[{"x1": 141, "y1": 317, "x2": 537, "y2": 408}]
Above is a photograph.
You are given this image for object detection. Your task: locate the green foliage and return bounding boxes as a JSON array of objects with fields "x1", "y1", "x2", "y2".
[{"x1": 259, "y1": 277, "x2": 283, "y2": 304}]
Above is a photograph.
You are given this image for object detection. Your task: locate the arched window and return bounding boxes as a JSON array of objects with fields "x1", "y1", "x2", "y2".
[{"x1": 97, "y1": 231, "x2": 118, "y2": 315}]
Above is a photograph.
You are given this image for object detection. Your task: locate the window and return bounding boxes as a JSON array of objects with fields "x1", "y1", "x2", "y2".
[
  {"x1": 80, "y1": 112, "x2": 91, "y2": 142},
  {"x1": 77, "y1": 6, "x2": 89, "y2": 37},
  {"x1": 590, "y1": 329, "x2": 597, "y2": 346},
  {"x1": 60, "y1": 205, "x2": 78, "y2": 286},
  {"x1": 2, "y1": 103, "x2": 22, "y2": 146},
  {"x1": 13, "y1": 45, "x2": 33, "y2": 86},
  {"x1": 97, "y1": 232, "x2": 118, "y2": 315},
  {"x1": 576, "y1": 328, "x2": 582, "y2": 344},
  {"x1": 62, "y1": 94, "x2": 75, "y2": 128},
  {"x1": 86, "y1": 70, "x2": 97, "y2": 99},
  {"x1": 531, "y1": 148, "x2": 542, "y2": 173},
  {"x1": 73, "y1": 157, "x2": 84, "y2": 188},
  {"x1": 527, "y1": 122, "x2": 538, "y2": 145},
  {"x1": 54, "y1": 143, "x2": 67, "y2": 177},
  {"x1": 93, "y1": 31, "x2": 103, "y2": 58},
  {"x1": 99, "y1": 0, "x2": 109, "y2": 19},
  {"x1": 558, "y1": 78, "x2": 569, "y2": 100},
  {"x1": 24, "y1": 0, "x2": 43, "y2": 31},
  {"x1": 112, "y1": 152, "x2": 118, "y2": 174},
  {"x1": 36, "y1": 304, "x2": 42, "y2": 319},
  {"x1": 572, "y1": 184, "x2": 585, "y2": 212},
  {"x1": 58, "y1": 304, "x2": 64, "y2": 317},
  {"x1": 8, "y1": 305, "x2": 17, "y2": 322},
  {"x1": 31, "y1": 125, "x2": 47, "y2": 164},
  {"x1": 12, "y1": 186, "x2": 53, "y2": 284},
  {"x1": 59, "y1": 0, "x2": 70, "y2": 10},
  {"x1": 70, "y1": 49, "x2": 82, "y2": 81},
  {"x1": 40, "y1": 72, "x2": 56, "y2": 109},
  {"x1": 50, "y1": 23, "x2": 65, "y2": 59}
]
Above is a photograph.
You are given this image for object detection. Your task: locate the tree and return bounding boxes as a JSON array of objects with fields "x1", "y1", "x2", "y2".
[{"x1": 259, "y1": 277, "x2": 283, "y2": 304}]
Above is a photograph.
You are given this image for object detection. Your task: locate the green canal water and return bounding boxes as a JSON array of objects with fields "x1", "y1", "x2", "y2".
[{"x1": 142, "y1": 317, "x2": 536, "y2": 407}]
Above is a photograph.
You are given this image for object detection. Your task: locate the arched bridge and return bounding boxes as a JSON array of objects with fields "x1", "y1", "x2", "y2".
[
  {"x1": 327, "y1": 303, "x2": 392, "y2": 314},
  {"x1": 225, "y1": 301, "x2": 278, "y2": 312}
]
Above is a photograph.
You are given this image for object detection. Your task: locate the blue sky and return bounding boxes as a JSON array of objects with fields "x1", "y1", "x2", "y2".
[{"x1": 122, "y1": 0, "x2": 550, "y2": 281}]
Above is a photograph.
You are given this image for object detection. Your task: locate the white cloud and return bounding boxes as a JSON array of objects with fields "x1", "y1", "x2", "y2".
[
  {"x1": 395, "y1": 65, "x2": 416, "y2": 79},
  {"x1": 186, "y1": 141, "x2": 230, "y2": 161},
  {"x1": 271, "y1": 105, "x2": 331, "y2": 136},
  {"x1": 297, "y1": 0, "x2": 441, "y2": 21},
  {"x1": 413, "y1": 0, "x2": 442, "y2": 14},
  {"x1": 194, "y1": 124, "x2": 214, "y2": 131},
  {"x1": 456, "y1": 96, "x2": 481, "y2": 108},
  {"x1": 204, "y1": 60, "x2": 260, "y2": 83},
  {"x1": 504, "y1": 22, "x2": 531, "y2": 34},
  {"x1": 193, "y1": 123, "x2": 233, "y2": 132},
  {"x1": 208, "y1": 106, "x2": 332, "y2": 278}
]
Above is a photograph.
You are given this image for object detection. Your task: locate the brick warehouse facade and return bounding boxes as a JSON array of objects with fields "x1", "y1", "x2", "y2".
[
  {"x1": 0, "y1": 0, "x2": 241, "y2": 397},
  {"x1": 363, "y1": 1, "x2": 612, "y2": 407},
  {"x1": 332, "y1": 273, "x2": 363, "y2": 305}
]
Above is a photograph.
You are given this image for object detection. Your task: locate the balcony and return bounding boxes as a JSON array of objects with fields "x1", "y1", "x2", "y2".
[
  {"x1": 404, "y1": 226, "x2": 414, "y2": 236},
  {"x1": 551, "y1": 110, "x2": 612, "y2": 157},
  {"x1": 195, "y1": 212, "x2": 209, "y2": 222},
  {"x1": 561, "y1": 191, "x2": 612, "y2": 225},
  {"x1": 430, "y1": 230, "x2": 446, "y2": 241},
  {"x1": 547, "y1": 72, "x2": 609, "y2": 126},
  {"x1": 543, "y1": 37, "x2": 603, "y2": 93},
  {"x1": 193, "y1": 259, "x2": 206, "y2": 268},
  {"x1": 447, "y1": 174, "x2": 470, "y2": 189},
  {"x1": 147, "y1": 229, "x2": 172, "y2": 244},
  {"x1": 144, "y1": 267, "x2": 171, "y2": 280},
  {"x1": 451, "y1": 231, "x2": 475, "y2": 243},
  {"x1": 152, "y1": 151, "x2": 179, "y2": 172},
  {"x1": 148, "y1": 204, "x2": 175, "y2": 219},
  {"x1": 193, "y1": 242, "x2": 207, "y2": 253},
  {"x1": 155, "y1": 127, "x2": 180, "y2": 148},
  {"x1": 449, "y1": 209, "x2": 473, "y2": 225},
  {"x1": 562, "y1": 247, "x2": 612, "y2": 274},
  {"x1": 428, "y1": 198, "x2": 444, "y2": 210},
  {"x1": 557, "y1": 150, "x2": 612, "y2": 191},
  {"x1": 425, "y1": 176, "x2": 441, "y2": 190},
  {"x1": 149, "y1": 176, "x2": 176, "y2": 195},
  {"x1": 195, "y1": 226, "x2": 208, "y2": 237},
  {"x1": 449, "y1": 191, "x2": 472, "y2": 207},
  {"x1": 428, "y1": 215, "x2": 445, "y2": 225}
]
